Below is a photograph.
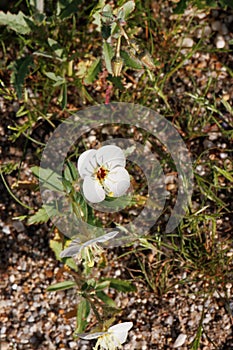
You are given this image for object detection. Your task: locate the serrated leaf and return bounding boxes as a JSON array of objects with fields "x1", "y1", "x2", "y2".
[
  {"x1": 117, "y1": 1, "x2": 135, "y2": 20},
  {"x1": 76, "y1": 299, "x2": 91, "y2": 333},
  {"x1": 103, "y1": 41, "x2": 114, "y2": 74},
  {"x1": 120, "y1": 50, "x2": 142, "y2": 70},
  {"x1": 10, "y1": 55, "x2": 34, "y2": 99},
  {"x1": 84, "y1": 57, "x2": 101, "y2": 84},
  {"x1": 96, "y1": 291, "x2": 116, "y2": 307},
  {"x1": 27, "y1": 206, "x2": 49, "y2": 225},
  {"x1": 0, "y1": 11, "x2": 31, "y2": 34},
  {"x1": 108, "y1": 278, "x2": 137, "y2": 292},
  {"x1": 47, "y1": 280, "x2": 77, "y2": 292}
]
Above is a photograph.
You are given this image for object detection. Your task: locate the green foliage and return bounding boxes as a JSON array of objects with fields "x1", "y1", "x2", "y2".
[
  {"x1": 27, "y1": 206, "x2": 50, "y2": 225},
  {"x1": 103, "y1": 42, "x2": 114, "y2": 74},
  {"x1": 47, "y1": 280, "x2": 77, "y2": 291},
  {"x1": 105, "y1": 278, "x2": 137, "y2": 292},
  {"x1": 9, "y1": 56, "x2": 34, "y2": 99},
  {"x1": 76, "y1": 298, "x2": 91, "y2": 333},
  {"x1": 0, "y1": 11, "x2": 31, "y2": 34},
  {"x1": 84, "y1": 58, "x2": 102, "y2": 84}
]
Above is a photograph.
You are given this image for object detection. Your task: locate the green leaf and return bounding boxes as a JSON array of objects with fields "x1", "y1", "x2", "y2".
[
  {"x1": 76, "y1": 298, "x2": 91, "y2": 333},
  {"x1": 0, "y1": 11, "x2": 31, "y2": 34},
  {"x1": 103, "y1": 41, "x2": 114, "y2": 74},
  {"x1": 95, "y1": 280, "x2": 110, "y2": 291},
  {"x1": 50, "y1": 238, "x2": 78, "y2": 271},
  {"x1": 10, "y1": 56, "x2": 34, "y2": 99},
  {"x1": 213, "y1": 165, "x2": 233, "y2": 182},
  {"x1": 84, "y1": 57, "x2": 101, "y2": 84},
  {"x1": 101, "y1": 23, "x2": 111, "y2": 39},
  {"x1": 107, "y1": 278, "x2": 137, "y2": 292},
  {"x1": 31, "y1": 166, "x2": 64, "y2": 192},
  {"x1": 107, "y1": 76, "x2": 124, "y2": 90},
  {"x1": 220, "y1": 0, "x2": 233, "y2": 8},
  {"x1": 48, "y1": 38, "x2": 64, "y2": 58},
  {"x1": 61, "y1": 82, "x2": 67, "y2": 110},
  {"x1": 117, "y1": 1, "x2": 135, "y2": 20},
  {"x1": 173, "y1": 0, "x2": 187, "y2": 14},
  {"x1": 44, "y1": 71, "x2": 65, "y2": 86},
  {"x1": 47, "y1": 280, "x2": 77, "y2": 292},
  {"x1": 96, "y1": 291, "x2": 116, "y2": 307},
  {"x1": 120, "y1": 50, "x2": 142, "y2": 70},
  {"x1": 27, "y1": 206, "x2": 49, "y2": 225},
  {"x1": 58, "y1": 0, "x2": 82, "y2": 20},
  {"x1": 50, "y1": 239, "x2": 63, "y2": 260},
  {"x1": 64, "y1": 161, "x2": 78, "y2": 182}
]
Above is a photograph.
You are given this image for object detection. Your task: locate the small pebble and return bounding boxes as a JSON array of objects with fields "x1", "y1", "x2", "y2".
[
  {"x1": 215, "y1": 35, "x2": 225, "y2": 49},
  {"x1": 211, "y1": 20, "x2": 221, "y2": 31},
  {"x1": 3, "y1": 226, "x2": 11, "y2": 234},
  {"x1": 182, "y1": 37, "x2": 194, "y2": 48},
  {"x1": 220, "y1": 153, "x2": 228, "y2": 159},
  {"x1": 173, "y1": 333, "x2": 187, "y2": 348},
  {"x1": 9, "y1": 275, "x2": 15, "y2": 283}
]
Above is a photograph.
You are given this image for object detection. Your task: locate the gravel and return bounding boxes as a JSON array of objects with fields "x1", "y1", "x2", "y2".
[{"x1": 1, "y1": 3, "x2": 233, "y2": 350}]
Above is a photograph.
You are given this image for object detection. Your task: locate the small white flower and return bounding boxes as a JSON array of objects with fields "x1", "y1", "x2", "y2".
[
  {"x1": 60, "y1": 231, "x2": 118, "y2": 266},
  {"x1": 78, "y1": 322, "x2": 133, "y2": 350},
  {"x1": 78, "y1": 145, "x2": 130, "y2": 203}
]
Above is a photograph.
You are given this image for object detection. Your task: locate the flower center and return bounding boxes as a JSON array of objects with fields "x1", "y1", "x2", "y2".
[{"x1": 96, "y1": 166, "x2": 108, "y2": 182}]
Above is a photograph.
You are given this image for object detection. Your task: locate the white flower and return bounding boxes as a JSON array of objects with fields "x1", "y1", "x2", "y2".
[
  {"x1": 78, "y1": 322, "x2": 133, "y2": 350},
  {"x1": 78, "y1": 145, "x2": 130, "y2": 203},
  {"x1": 60, "y1": 231, "x2": 118, "y2": 266}
]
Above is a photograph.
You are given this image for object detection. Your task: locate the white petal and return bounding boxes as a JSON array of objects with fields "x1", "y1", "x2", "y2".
[
  {"x1": 82, "y1": 231, "x2": 118, "y2": 247},
  {"x1": 78, "y1": 149, "x2": 97, "y2": 178},
  {"x1": 83, "y1": 176, "x2": 105, "y2": 203},
  {"x1": 96, "y1": 145, "x2": 126, "y2": 169},
  {"x1": 60, "y1": 243, "x2": 82, "y2": 258},
  {"x1": 104, "y1": 167, "x2": 130, "y2": 197},
  {"x1": 109, "y1": 322, "x2": 133, "y2": 345},
  {"x1": 77, "y1": 331, "x2": 107, "y2": 340}
]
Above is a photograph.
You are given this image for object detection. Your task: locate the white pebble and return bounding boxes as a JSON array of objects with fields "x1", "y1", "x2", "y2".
[
  {"x1": 0, "y1": 326, "x2": 6, "y2": 334},
  {"x1": 173, "y1": 333, "x2": 187, "y2": 348},
  {"x1": 9, "y1": 275, "x2": 15, "y2": 283},
  {"x1": 28, "y1": 315, "x2": 35, "y2": 322},
  {"x1": 165, "y1": 316, "x2": 173, "y2": 325},
  {"x1": 220, "y1": 153, "x2": 228, "y2": 159},
  {"x1": 69, "y1": 341, "x2": 78, "y2": 349},
  {"x1": 182, "y1": 37, "x2": 194, "y2": 48},
  {"x1": 216, "y1": 35, "x2": 225, "y2": 49},
  {"x1": 3, "y1": 226, "x2": 11, "y2": 234}
]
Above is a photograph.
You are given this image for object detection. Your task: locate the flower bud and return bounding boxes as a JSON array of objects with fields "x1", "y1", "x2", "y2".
[
  {"x1": 112, "y1": 57, "x2": 124, "y2": 76},
  {"x1": 139, "y1": 50, "x2": 155, "y2": 70}
]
